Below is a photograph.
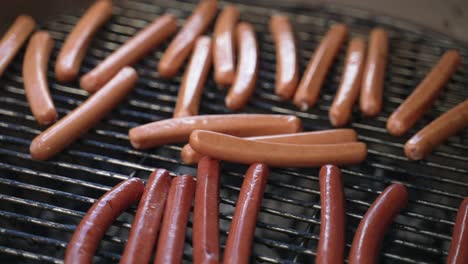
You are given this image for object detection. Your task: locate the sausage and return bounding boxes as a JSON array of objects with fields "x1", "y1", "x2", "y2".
[
  {"x1": 158, "y1": 0, "x2": 218, "y2": 78},
  {"x1": 30, "y1": 67, "x2": 138, "y2": 160},
  {"x1": 173, "y1": 36, "x2": 212, "y2": 118},
  {"x1": 348, "y1": 184, "x2": 408, "y2": 264},
  {"x1": 55, "y1": 0, "x2": 113, "y2": 82},
  {"x1": 447, "y1": 198, "x2": 468, "y2": 264},
  {"x1": 223, "y1": 163, "x2": 269, "y2": 264},
  {"x1": 23, "y1": 31, "x2": 58, "y2": 126},
  {"x1": 360, "y1": 28, "x2": 388, "y2": 117},
  {"x1": 154, "y1": 175, "x2": 195, "y2": 264},
  {"x1": 404, "y1": 99, "x2": 468, "y2": 160},
  {"x1": 182, "y1": 129, "x2": 358, "y2": 165},
  {"x1": 316, "y1": 165, "x2": 345, "y2": 264},
  {"x1": 213, "y1": 5, "x2": 239, "y2": 86},
  {"x1": 120, "y1": 169, "x2": 171, "y2": 264},
  {"x1": 80, "y1": 14, "x2": 176, "y2": 93},
  {"x1": 0, "y1": 15, "x2": 36, "y2": 77},
  {"x1": 225, "y1": 22, "x2": 258, "y2": 111},
  {"x1": 387, "y1": 50, "x2": 461, "y2": 136},
  {"x1": 64, "y1": 178, "x2": 144, "y2": 264},
  {"x1": 269, "y1": 15, "x2": 299, "y2": 100},
  {"x1": 189, "y1": 130, "x2": 367, "y2": 167},
  {"x1": 129, "y1": 114, "x2": 302, "y2": 150},
  {"x1": 293, "y1": 24, "x2": 348, "y2": 111},
  {"x1": 193, "y1": 157, "x2": 220, "y2": 264},
  {"x1": 329, "y1": 38, "x2": 366, "y2": 127}
]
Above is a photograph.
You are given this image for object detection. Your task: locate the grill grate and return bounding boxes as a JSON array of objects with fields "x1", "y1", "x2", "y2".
[{"x1": 1, "y1": 0, "x2": 467, "y2": 263}]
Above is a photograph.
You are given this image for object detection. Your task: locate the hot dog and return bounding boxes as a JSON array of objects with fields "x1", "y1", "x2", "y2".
[
  {"x1": 447, "y1": 198, "x2": 468, "y2": 264},
  {"x1": 316, "y1": 165, "x2": 345, "y2": 264},
  {"x1": 182, "y1": 129, "x2": 358, "y2": 165},
  {"x1": 23, "y1": 31, "x2": 58, "y2": 126},
  {"x1": 348, "y1": 184, "x2": 408, "y2": 264},
  {"x1": 129, "y1": 114, "x2": 302, "y2": 150},
  {"x1": 64, "y1": 178, "x2": 144, "y2": 264},
  {"x1": 0, "y1": 15, "x2": 36, "y2": 77},
  {"x1": 360, "y1": 28, "x2": 388, "y2": 117},
  {"x1": 193, "y1": 157, "x2": 220, "y2": 264},
  {"x1": 173, "y1": 36, "x2": 212, "y2": 118},
  {"x1": 329, "y1": 37, "x2": 366, "y2": 127},
  {"x1": 80, "y1": 14, "x2": 176, "y2": 93},
  {"x1": 30, "y1": 67, "x2": 138, "y2": 160},
  {"x1": 158, "y1": 0, "x2": 218, "y2": 78},
  {"x1": 120, "y1": 169, "x2": 171, "y2": 264},
  {"x1": 189, "y1": 130, "x2": 367, "y2": 167},
  {"x1": 225, "y1": 22, "x2": 258, "y2": 111},
  {"x1": 269, "y1": 14, "x2": 299, "y2": 100},
  {"x1": 387, "y1": 50, "x2": 461, "y2": 136},
  {"x1": 55, "y1": 0, "x2": 113, "y2": 82},
  {"x1": 404, "y1": 99, "x2": 468, "y2": 160},
  {"x1": 293, "y1": 24, "x2": 348, "y2": 111},
  {"x1": 213, "y1": 5, "x2": 239, "y2": 86},
  {"x1": 154, "y1": 175, "x2": 195, "y2": 264},
  {"x1": 223, "y1": 163, "x2": 269, "y2": 264}
]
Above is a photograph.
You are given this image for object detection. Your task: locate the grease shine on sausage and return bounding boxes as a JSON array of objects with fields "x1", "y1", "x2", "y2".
[
  {"x1": 80, "y1": 14, "x2": 176, "y2": 93},
  {"x1": 64, "y1": 178, "x2": 144, "y2": 264},
  {"x1": 23, "y1": 31, "x2": 58, "y2": 126},
  {"x1": 316, "y1": 165, "x2": 346, "y2": 264},
  {"x1": 129, "y1": 114, "x2": 302, "y2": 150},
  {"x1": 293, "y1": 24, "x2": 348, "y2": 111},
  {"x1": 193, "y1": 157, "x2": 220, "y2": 264},
  {"x1": 387, "y1": 50, "x2": 461, "y2": 136},
  {"x1": 120, "y1": 169, "x2": 171, "y2": 264},
  {"x1": 329, "y1": 37, "x2": 366, "y2": 127},
  {"x1": 158, "y1": 0, "x2": 218, "y2": 78},
  {"x1": 189, "y1": 130, "x2": 367, "y2": 167},
  {"x1": 174, "y1": 36, "x2": 212, "y2": 118},
  {"x1": 223, "y1": 163, "x2": 269, "y2": 264},
  {"x1": 447, "y1": 198, "x2": 468, "y2": 264},
  {"x1": 404, "y1": 99, "x2": 468, "y2": 160},
  {"x1": 154, "y1": 175, "x2": 195, "y2": 264},
  {"x1": 348, "y1": 184, "x2": 409, "y2": 264},
  {"x1": 30, "y1": 67, "x2": 138, "y2": 160}
]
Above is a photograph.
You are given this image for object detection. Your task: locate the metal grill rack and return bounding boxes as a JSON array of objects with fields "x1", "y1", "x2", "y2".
[{"x1": 0, "y1": 0, "x2": 467, "y2": 263}]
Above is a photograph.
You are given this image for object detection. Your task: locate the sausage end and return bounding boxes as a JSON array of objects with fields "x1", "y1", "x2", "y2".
[
  {"x1": 404, "y1": 139, "x2": 429, "y2": 160},
  {"x1": 181, "y1": 144, "x2": 200, "y2": 165}
]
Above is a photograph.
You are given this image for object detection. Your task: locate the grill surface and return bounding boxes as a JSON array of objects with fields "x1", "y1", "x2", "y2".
[{"x1": 0, "y1": 0, "x2": 467, "y2": 263}]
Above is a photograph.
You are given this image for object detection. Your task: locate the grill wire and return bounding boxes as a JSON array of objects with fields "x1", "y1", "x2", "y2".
[{"x1": 0, "y1": 0, "x2": 467, "y2": 263}]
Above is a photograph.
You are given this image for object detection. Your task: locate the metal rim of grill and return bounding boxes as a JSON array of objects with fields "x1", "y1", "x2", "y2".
[{"x1": 0, "y1": 0, "x2": 467, "y2": 263}]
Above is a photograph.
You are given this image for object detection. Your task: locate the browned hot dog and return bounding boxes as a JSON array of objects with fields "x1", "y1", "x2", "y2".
[
  {"x1": 225, "y1": 22, "x2": 258, "y2": 111},
  {"x1": 0, "y1": 15, "x2": 36, "y2": 77},
  {"x1": 193, "y1": 157, "x2": 220, "y2": 264},
  {"x1": 182, "y1": 129, "x2": 358, "y2": 165},
  {"x1": 348, "y1": 184, "x2": 408, "y2": 264},
  {"x1": 447, "y1": 198, "x2": 468, "y2": 264},
  {"x1": 213, "y1": 4, "x2": 239, "y2": 86},
  {"x1": 387, "y1": 50, "x2": 461, "y2": 136},
  {"x1": 269, "y1": 14, "x2": 299, "y2": 100},
  {"x1": 120, "y1": 169, "x2": 171, "y2": 264},
  {"x1": 360, "y1": 28, "x2": 388, "y2": 117},
  {"x1": 129, "y1": 114, "x2": 302, "y2": 150},
  {"x1": 189, "y1": 130, "x2": 367, "y2": 167},
  {"x1": 173, "y1": 36, "x2": 212, "y2": 118},
  {"x1": 23, "y1": 31, "x2": 58, "y2": 126},
  {"x1": 80, "y1": 14, "x2": 176, "y2": 93},
  {"x1": 158, "y1": 0, "x2": 218, "y2": 78},
  {"x1": 30, "y1": 67, "x2": 138, "y2": 160},
  {"x1": 404, "y1": 99, "x2": 468, "y2": 160},
  {"x1": 223, "y1": 163, "x2": 269, "y2": 264},
  {"x1": 55, "y1": 0, "x2": 113, "y2": 82},
  {"x1": 154, "y1": 175, "x2": 195, "y2": 264},
  {"x1": 64, "y1": 178, "x2": 144, "y2": 264},
  {"x1": 293, "y1": 24, "x2": 348, "y2": 111},
  {"x1": 329, "y1": 37, "x2": 366, "y2": 127}
]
